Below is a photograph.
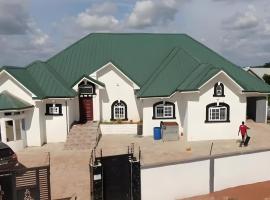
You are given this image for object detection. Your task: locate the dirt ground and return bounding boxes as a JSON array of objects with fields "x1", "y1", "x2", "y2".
[{"x1": 183, "y1": 181, "x2": 270, "y2": 200}]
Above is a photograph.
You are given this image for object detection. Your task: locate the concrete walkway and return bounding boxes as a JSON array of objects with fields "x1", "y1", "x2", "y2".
[{"x1": 64, "y1": 121, "x2": 99, "y2": 150}]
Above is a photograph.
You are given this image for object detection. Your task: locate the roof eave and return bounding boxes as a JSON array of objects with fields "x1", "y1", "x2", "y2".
[{"x1": 0, "y1": 105, "x2": 34, "y2": 112}]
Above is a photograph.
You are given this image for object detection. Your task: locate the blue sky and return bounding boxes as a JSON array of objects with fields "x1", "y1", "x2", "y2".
[{"x1": 1, "y1": 0, "x2": 270, "y2": 67}]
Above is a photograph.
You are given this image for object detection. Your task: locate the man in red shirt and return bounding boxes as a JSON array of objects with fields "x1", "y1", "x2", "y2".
[{"x1": 238, "y1": 121, "x2": 250, "y2": 147}]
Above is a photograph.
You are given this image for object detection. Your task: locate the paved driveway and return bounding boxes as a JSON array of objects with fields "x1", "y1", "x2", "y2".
[
  {"x1": 17, "y1": 143, "x2": 91, "y2": 200},
  {"x1": 16, "y1": 120, "x2": 270, "y2": 199}
]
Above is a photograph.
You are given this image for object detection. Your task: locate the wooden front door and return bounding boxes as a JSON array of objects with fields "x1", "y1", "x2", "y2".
[{"x1": 79, "y1": 97, "x2": 93, "y2": 122}]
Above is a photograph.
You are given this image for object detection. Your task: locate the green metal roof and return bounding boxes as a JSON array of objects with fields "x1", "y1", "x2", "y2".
[
  {"x1": 0, "y1": 91, "x2": 33, "y2": 111},
  {"x1": 1, "y1": 33, "x2": 270, "y2": 99},
  {"x1": 2, "y1": 61, "x2": 77, "y2": 99}
]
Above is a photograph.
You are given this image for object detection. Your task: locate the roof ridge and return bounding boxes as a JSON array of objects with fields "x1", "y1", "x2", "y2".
[
  {"x1": 138, "y1": 47, "x2": 181, "y2": 96},
  {"x1": 177, "y1": 64, "x2": 220, "y2": 91},
  {"x1": 44, "y1": 62, "x2": 74, "y2": 91},
  {"x1": 139, "y1": 46, "x2": 204, "y2": 97},
  {"x1": 2, "y1": 66, "x2": 45, "y2": 98},
  {"x1": 27, "y1": 61, "x2": 76, "y2": 98},
  {"x1": 175, "y1": 63, "x2": 207, "y2": 90},
  {"x1": 25, "y1": 60, "x2": 44, "y2": 68}
]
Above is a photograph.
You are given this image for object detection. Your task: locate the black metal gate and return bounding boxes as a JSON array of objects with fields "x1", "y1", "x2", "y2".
[
  {"x1": 0, "y1": 172, "x2": 14, "y2": 200},
  {"x1": 0, "y1": 166, "x2": 51, "y2": 200},
  {"x1": 90, "y1": 146, "x2": 141, "y2": 200}
]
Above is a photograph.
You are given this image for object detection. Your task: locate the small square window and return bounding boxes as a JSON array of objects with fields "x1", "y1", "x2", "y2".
[
  {"x1": 46, "y1": 104, "x2": 62, "y2": 116},
  {"x1": 49, "y1": 106, "x2": 59, "y2": 115}
]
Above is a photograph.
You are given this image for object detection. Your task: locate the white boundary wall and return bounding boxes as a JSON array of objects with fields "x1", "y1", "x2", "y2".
[
  {"x1": 214, "y1": 151, "x2": 270, "y2": 191},
  {"x1": 100, "y1": 124, "x2": 138, "y2": 135},
  {"x1": 141, "y1": 150, "x2": 270, "y2": 200},
  {"x1": 141, "y1": 160, "x2": 210, "y2": 200}
]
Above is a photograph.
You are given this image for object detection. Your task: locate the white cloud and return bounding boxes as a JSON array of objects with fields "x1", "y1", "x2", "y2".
[
  {"x1": 86, "y1": 1, "x2": 117, "y2": 15},
  {"x1": 73, "y1": 2, "x2": 120, "y2": 31},
  {"x1": 31, "y1": 29, "x2": 49, "y2": 46},
  {"x1": 222, "y1": 4, "x2": 259, "y2": 30},
  {"x1": 0, "y1": 0, "x2": 54, "y2": 65},
  {"x1": 127, "y1": 0, "x2": 180, "y2": 29},
  {"x1": 76, "y1": 13, "x2": 119, "y2": 30},
  {"x1": 260, "y1": 20, "x2": 270, "y2": 36}
]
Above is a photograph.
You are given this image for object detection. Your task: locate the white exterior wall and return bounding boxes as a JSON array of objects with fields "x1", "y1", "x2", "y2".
[
  {"x1": 141, "y1": 160, "x2": 210, "y2": 200},
  {"x1": 0, "y1": 72, "x2": 45, "y2": 146},
  {"x1": 96, "y1": 64, "x2": 142, "y2": 122},
  {"x1": 44, "y1": 99, "x2": 68, "y2": 143},
  {"x1": 214, "y1": 151, "x2": 270, "y2": 191},
  {"x1": 142, "y1": 94, "x2": 186, "y2": 136},
  {"x1": 100, "y1": 124, "x2": 138, "y2": 135},
  {"x1": 186, "y1": 73, "x2": 246, "y2": 141},
  {"x1": 93, "y1": 87, "x2": 100, "y2": 121},
  {"x1": 142, "y1": 72, "x2": 247, "y2": 140},
  {"x1": 67, "y1": 97, "x2": 79, "y2": 127}
]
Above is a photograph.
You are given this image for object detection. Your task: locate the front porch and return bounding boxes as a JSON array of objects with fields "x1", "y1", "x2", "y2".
[{"x1": 0, "y1": 91, "x2": 34, "y2": 151}]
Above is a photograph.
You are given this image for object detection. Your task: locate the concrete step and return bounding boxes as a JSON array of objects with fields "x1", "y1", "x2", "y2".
[{"x1": 64, "y1": 121, "x2": 100, "y2": 150}]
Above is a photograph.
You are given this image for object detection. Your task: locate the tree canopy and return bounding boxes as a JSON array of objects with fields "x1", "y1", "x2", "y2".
[{"x1": 263, "y1": 74, "x2": 270, "y2": 85}]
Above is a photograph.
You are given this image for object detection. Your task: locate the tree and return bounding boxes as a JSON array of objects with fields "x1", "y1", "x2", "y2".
[
  {"x1": 263, "y1": 74, "x2": 270, "y2": 85},
  {"x1": 263, "y1": 63, "x2": 270, "y2": 68}
]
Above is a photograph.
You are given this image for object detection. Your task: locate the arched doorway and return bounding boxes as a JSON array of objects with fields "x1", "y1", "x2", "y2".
[{"x1": 78, "y1": 80, "x2": 95, "y2": 122}]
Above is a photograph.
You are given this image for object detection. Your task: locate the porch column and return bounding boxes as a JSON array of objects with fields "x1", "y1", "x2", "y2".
[{"x1": 0, "y1": 120, "x2": 7, "y2": 143}]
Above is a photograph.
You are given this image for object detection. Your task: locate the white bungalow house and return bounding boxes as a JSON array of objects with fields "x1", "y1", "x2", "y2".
[{"x1": 0, "y1": 33, "x2": 269, "y2": 151}]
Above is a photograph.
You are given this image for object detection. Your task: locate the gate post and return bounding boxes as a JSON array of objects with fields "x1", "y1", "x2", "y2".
[
  {"x1": 90, "y1": 161, "x2": 103, "y2": 200},
  {"x1": 130, "y1": 159, "x2": 141, "y2": 200}
]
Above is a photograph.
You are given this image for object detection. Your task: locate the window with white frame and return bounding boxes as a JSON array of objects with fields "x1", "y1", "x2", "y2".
[
  {"x1": 111, "y1": 100, "x2": 127, "y2": 120},
  {"x1": 206, "y1": 103, "x2": 230, "y2": 122},
  {"x1": 45, "y1": 104, "x2": 62, "y2": 115},
  {"x1": 153, "y1": 101, "x2": 175, "y2": 119},
  {"x1": 49, "y1": 106, "x2": 59, "y2": 115},
  {"x1": 209, "y1": 107, "x2": 227, "y2": 121}
]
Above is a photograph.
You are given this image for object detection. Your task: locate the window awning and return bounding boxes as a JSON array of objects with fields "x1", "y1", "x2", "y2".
[{"x1": 0, "y1": 91, "x2": 34, "y2": 111}]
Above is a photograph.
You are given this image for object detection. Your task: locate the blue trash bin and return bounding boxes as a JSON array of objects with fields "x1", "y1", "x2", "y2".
[{"x1": 153, "y1": 127, "x2": 162, "y2": 140}]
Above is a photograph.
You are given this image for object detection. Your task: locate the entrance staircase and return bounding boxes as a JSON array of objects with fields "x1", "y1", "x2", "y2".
[{"x1": 64, "y1": 121, "x2": 100, "y2": 150}]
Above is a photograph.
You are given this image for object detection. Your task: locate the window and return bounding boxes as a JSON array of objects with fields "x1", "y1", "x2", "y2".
[
  {"x1": 205, "y1": 103, "x2": 230, "y2": 123},
  {"x1": 213, "y1": 82, "x2": 225, "y2": 97},
  {"x1": 153, "y1": 101, "x2": 175, "y2": 119},
  {"x1": 49, "y1": 106, "x2": 59, "y2": 114},
  {"x1": 45, "y1": 104, "x2": 62, "y2": 116},
  {"x1": 111, "y1": 100, "x2": 127, "y2": 120}
]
